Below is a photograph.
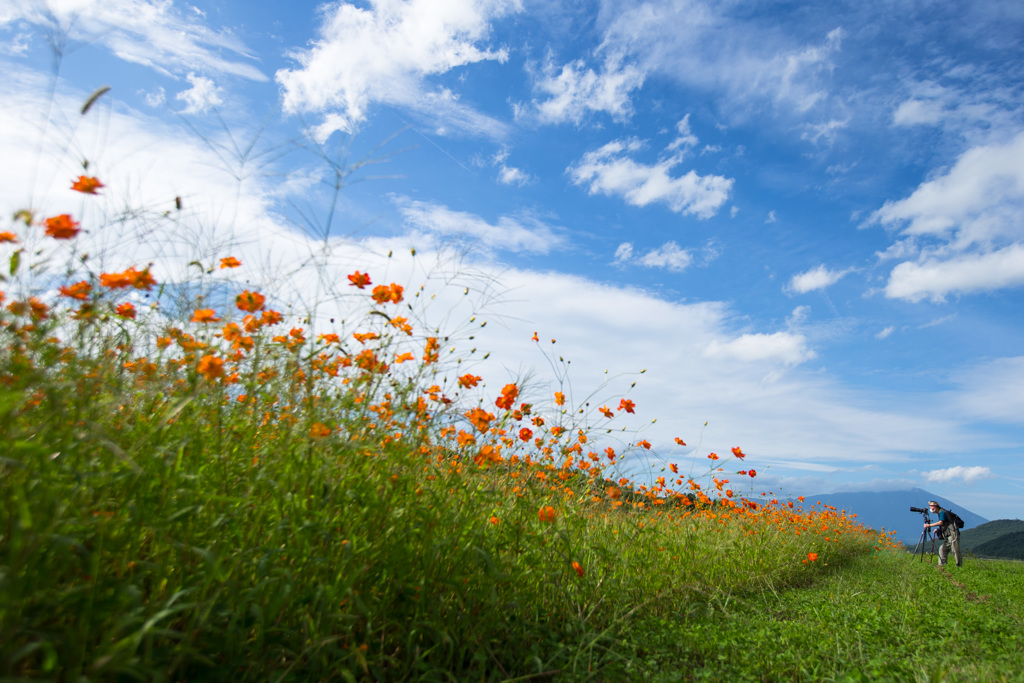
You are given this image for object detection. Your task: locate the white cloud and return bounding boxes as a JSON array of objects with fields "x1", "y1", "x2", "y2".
[
  {"x1": 0, "y1": 30, "x2": 31, "y2": 55},
  {"x1": 801, "y1": 118, "x2": 848, "y2": 146},
  {"x1": 568, "y1": 138, "x2": 733, "y2": 218},
  {"x1": 526, "y1": 50, "x2": 645, "y2": 125},
  {"x1": 787, "y1": 264, "x2": 850, "y2": 294},
  {"x1": 870, "y1": 132, "x2": 1024, "y2": 300},
  {"x1": 142, "y1": 86, "x2": 166, "y2": 108},
  {"x1": 276, "y1": 0, "x2": 520, "y2": 140},
  {"x1": 175, "y1": 73, "x2": 222, "y2": 114},
  {"x1": 497, "y1": 165, "x2": 531, "y2": 186},
  {"x1": 1, "y1": 0, "x2": 264, "y2": 80},
  {"x1": 667, "y1": 114, "x2": 699, "y2": 151},
  {"x1": 892, "y1": 79, "x2": 1022, "y2": 140},
  {"x1": 923, "y1": 466, "x2": 994, "y2": 485},
  {"x1": 492, "y1": 147, "x2": 532, "y2": 186},
  {"x1": 600, "y1": 4, "x2": 843, "y2": 118},
  {"x1": 884, "y1": 243, "x2": 1024, "y2": 302},
  {"x1": 765, "y1": 210, "x2": 777, "y2": 224},
  {"x1": 703, "y1": 331, "x2": 815, "y2": 367},
  {"x1": 394, "y1": 197, "x2": 562, "y2": 254},
  {"x1": 615, "y1": 241, "x2": 692, "y2": 272},
  {"x1": 875, "y1": 326, "x2": 894, "y2": 340},
  {"x1": 870, "y1": 132, "x2": 1024, "y2": 244}
]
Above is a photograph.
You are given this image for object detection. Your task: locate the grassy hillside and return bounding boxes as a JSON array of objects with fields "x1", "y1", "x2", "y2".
[
  {"x1": 973, "y1": 532, "x2": 1024, "y2": 561},
  {"x1": 3, "y1": 96, "x2": 1021, "y2": 681},
  {"x1": 960, "y1": 520, "x2": 1024, "y2": 558}
]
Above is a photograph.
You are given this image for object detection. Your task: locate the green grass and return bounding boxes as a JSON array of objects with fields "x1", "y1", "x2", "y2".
[{"x1": 614, "y1": 552, "x2": 1024, "y2": 682}]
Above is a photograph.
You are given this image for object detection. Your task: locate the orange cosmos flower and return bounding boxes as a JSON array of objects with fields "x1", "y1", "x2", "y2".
[
  {"x1": 554, "y1": 391, "x2": 565, "y2": 406},
  {"x1": 423, "y1": 336, "x2": 440, "y2": 364},
  {"x1": 71, "y1": 175, "x2": 104, "y2": 194},
  {"x1": 489, "y1": 516, "x2": 500, "y2": 525},
  {"x1": 115, "y1": 302, "x2": 136, "y2": 319},
  {"x1": 371, "y1": 283, "x2": 404, "y2": 304},
  {"x1": 458, "y1": 374, "x2": 481, "y2": 388},
  {"x1": 261, "y1": 310, "x2": 282, "y2": 325},
  {"x1": 637, "y1": 439, "x2": 651, "y2": 450},
  {"x1": 389, "y1": 316, "x2": 413, "y2": 335},
  {"x1": 807, "y1": 552, "x2": 818, "y2": 562},
  {"x1": 196, "y1": 354, "x2": 224, "y2": 380},
  {"x1": 707, "y1": 452, "x2": 719, "y2": 460},
  {"x1": 236, "y1": 290, "x2": 265, "y2": 312},
  {"x1": 352, "y1": 331, "x2": 380, "y2": 344},
  {"x1": 618, "y1": 398, "x2": 636, "y2": 414},
  {"x1": 531, "y1": 331, "x2": 539, "y2": 342},
  {"x1": 347, "y1": 271, "x2": 371, "y2": 288},
  {"x1": 599, "y1": 405, "x2": 614, "y2": 418},
  {"x1": 675, "y1": 437, "x2": 687, "y2": 446},
  {"x1": 0, "y1": 231, "x2": 17, "y2": 243},
  {"x1": 128, "y1": 267, "x2": 156, "y2": 290},
  {"x1": 465, "y1": 407, "x2": 494, "y2": 432},
  {"x1": 191, "y1": 308, "x2": 221, "y2": 323},
  {"x1": 572, "y1": 561, "x2": 584, "y2": 578},
  {"x1": 27, "y1": 297, "x2": 49, "y2": 320},
  {"x1": 309, "y1": 422, "x2": 332, "y2": 439},
  {"x1": 495, "y1": 383, "x2": 519, "y2": 410},
  {"x1": 43, "y1": 214, "x2": 80, "y2": 239},
  {"x1": 670, "y1": 463, "x2": 678, "y2": 474},
  {"x1": 219, "y1": 256, "x2": 242, "y2": 269},
  {"x1": 59, "y1": 281, "x2": 92, "y2": 300},
  {"x1": 732, "y1": 446, "x2": 746, "y2": 459},
  {"x1": 747, "y1": 469, "x2": 757, "y2": 478},
  {"x1": 518, "y1": 427, "x2": 533, "y2": 441},
  {"x1": 99, "y1": 267, "x2": 155, "y2": 290},
  {"x1": 538, "y1": 505, "x2": 556, "y2": 523},
  {"x1": 394, "y1": 352, "x2": 415, "y2": 363},
  {"x1": 318, "y1": 333, "x2": 341, "y2": 344}
]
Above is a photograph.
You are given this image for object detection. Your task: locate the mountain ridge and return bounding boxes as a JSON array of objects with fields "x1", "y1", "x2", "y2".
[{"x1": 796, "y1": 488, "x2": 988, "y2": 544}]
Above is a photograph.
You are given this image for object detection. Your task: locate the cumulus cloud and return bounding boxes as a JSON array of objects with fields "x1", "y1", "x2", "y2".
[
  {"x1": 276, "y1": 0, "x2": 520, "y2": 140},
  {"x1": 568, "y1": 138, "x2": 733, "y2": 218},
  {"x1": 525, "y1": 49, "x2": 645, "y2": 125},
  {"x1": 875, "y1": 326, "x2": 894, "y2": 340},
  {"x1": 871, "y1": 132, "x2": 1024, "y2": 301},
  {"x1": 884, "y1": 244, "x2": 1024, "y2": 302},
  {"x1": 614, "y1": 241, "x2": 692, "y2": 271},
  {"x1": 175, "y1": 73, "x2": 223, "y2": 114},
  {"x1": 1, "y1": 0, "x2": 264, "y2": 80},
  {"x1": 923, "y1": 466, "x2": 994, "y2": 485},
  {"x1": 787, "y1": 264, "x2": 850, "y2": 294},
  {"x1": 394, "y1": 197, "x2": 562, "y2": 254}
]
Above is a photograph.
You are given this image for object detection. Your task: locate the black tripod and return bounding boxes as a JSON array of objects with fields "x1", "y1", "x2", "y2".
[{"x1": 912, "y1": 510, "x2": 936, "y2": 561}]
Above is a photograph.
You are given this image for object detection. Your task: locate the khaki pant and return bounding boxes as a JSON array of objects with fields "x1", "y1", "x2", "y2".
[{"x1": 938, "y1": 528, "x2": 962, "y2": 567}]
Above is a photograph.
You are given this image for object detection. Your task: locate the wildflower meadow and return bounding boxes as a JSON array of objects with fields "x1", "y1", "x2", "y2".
[{"x1": 3, "y1": 89, "x2": 1023, "y2": 683}]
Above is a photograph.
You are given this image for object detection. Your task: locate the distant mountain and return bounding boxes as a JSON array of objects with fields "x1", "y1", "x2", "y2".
[
  {"x1": 959, "y1": 520, "x2": 1024, "y2": 560},
  {"x1": 795, "y1": 488, "x2": 988, "y2": 544}
]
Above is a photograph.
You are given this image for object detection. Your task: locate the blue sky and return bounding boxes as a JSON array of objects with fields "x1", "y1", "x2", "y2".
[{"x1": 2, "y1": 0, "x2": 1023, "y2": 520}]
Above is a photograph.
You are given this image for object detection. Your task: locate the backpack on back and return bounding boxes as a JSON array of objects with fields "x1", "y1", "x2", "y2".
[{"x1": 947, "y1": 509, "x2": 965, "y2": 530}]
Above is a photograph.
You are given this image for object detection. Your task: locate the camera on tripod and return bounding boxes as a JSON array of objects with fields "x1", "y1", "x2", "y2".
[{"x1": 909, "y1": 506, "x2": 929, "y2": 514}]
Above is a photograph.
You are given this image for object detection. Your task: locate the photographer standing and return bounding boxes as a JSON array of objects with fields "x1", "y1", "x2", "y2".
[{"x1": 924, "y1": 501, "x2": 962, "y2": 567}]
